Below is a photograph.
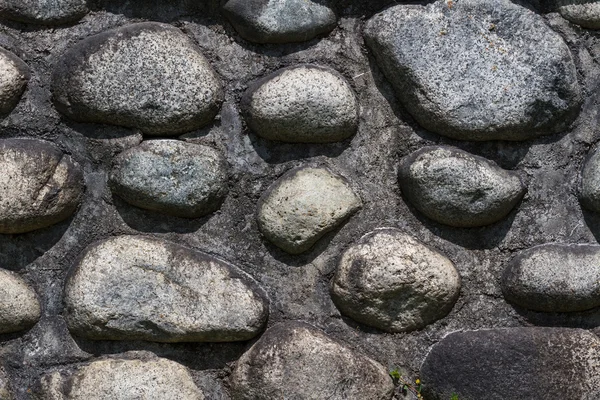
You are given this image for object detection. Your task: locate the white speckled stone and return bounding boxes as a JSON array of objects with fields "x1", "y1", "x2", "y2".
[
  {"x1": 0, "y1": 0, "x2": 88, "y2": 24},
  {"x1": 558, "y1": 0, "x2": 600, "y2": 29},
  {"x1": 0, "y1": 268, "x2": 40, "y2": 333},
  {"x1": 0, "y1": 48, "x2": 29, "y2": 115}
]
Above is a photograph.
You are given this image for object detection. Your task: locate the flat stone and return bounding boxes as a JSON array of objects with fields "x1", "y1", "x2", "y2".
[
  {"x1": 0, "y1": 268, "x2": 40, "y2": 333},
  {"x1": 223, "y1": 0, "x2": 336, "y2": 44},
  {"x1": 109, "y1": 140, "x2": 228, "y2": 218},
  {"x1": 420, "y1": 328, "x2": 600, "y2": 400},
  {"x1": 0, "y1": 48, "x2": 29, "y2": 115},
  {"x1": 502, "y1": 243, "x2": 600, "y2": 312},
  {"x1": 364, "y1": 0, "x2": 582, "y2": 141},
  {"x1": 579, "y1": 146, "x2": 600, "y2": 213},
  {"x1": 52, "y1": 22, "x2": 223, "y2": 136},
  {"x1": 64, "y1": 235, "x2": 269, "y2": 342},
  {"x1": 0, "y1": 138, "x2": 84, "y2": 234},
  {"x1": 399, "y1": 146, "x2": 526, "y2": 227},
  {"x1": 331, "y1": 228, "x2": 460, "y2": 332},
  {"x1": 40, "y1": 353, "x2": 205, "y2": 399},
  {"x1": 230, "y1": 322, "x2": 394, "y2": 400},
  {"x1": 257, "y1": 166, "x2": 361, "y2": 254},
  {"x1": 0, "y1": 0, "x2": 88, "y2": 24},
  {"x1": 242, "y1": 65, "x2": 358, "y2": 143},
  {"x1": 558, "y1": 1, "x2": 600, "y2": 29}
]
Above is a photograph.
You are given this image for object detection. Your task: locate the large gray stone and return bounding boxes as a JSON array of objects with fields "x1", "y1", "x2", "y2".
[
  {"x1": 39, "y1": 353, "x2": 205, "y2": 399},
  {"x1": 242, "y1": 65, "x2": 358, "y2": 143},
  {"x1": 421, "y1": 328, "x2": 600, "y2": 400},
  {"x1": 579, "y1": 146, "x2": 600, "y2": 213},
  {"x1": 230, "y1": 322, "x2": 394, "y2": 400},
  {"x1": 64, "y1": 235, "x2": 269, "y2": 342},
  {"x1": 0, "y1": 0, "x2": 87, "y2": 24},
  {"x1": 332, "y1": 228, "x2": 460, "y2": 332},
  {"x1": 0, "y1": 138, "x2": 84, "y2": 234},
  {"x1": 0, "y1": 268, "x2": 40, "y2": 333},
  {"x1": 52, "y1": 22, "x2": 223, "y2": 136},
  {"x1": 257, "y1": 166, "x2": 361, "y2": 254},
  {"x1": 0, "y1": 48, "x2": 29, "y2": 115},
  {"x1": 558, "y1": 0, "x2": 600, "y2": 29},
  {"x1": 223, "y1": 0, "x2": 336, "y2": 44},
  {"x1": 109, "y1": 140, "x2": 228, "y2": 218},
  {"x1": 502, "y1": 243, "x2": 600, "y2": 312},
  {"x1": 364, "y1": 0, "x2": 582, "y2": 141},
  {"x1": 399, "y1": 146, "x2": 526, "y2": 227}
]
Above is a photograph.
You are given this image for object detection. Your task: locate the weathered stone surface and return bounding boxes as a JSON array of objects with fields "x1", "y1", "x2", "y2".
[
  {"x1": 52, "y1": 22, "x2": 223, "y2": 136},
  {"x1": 223, "y1": 0, "x2": 336, "y2": 44},
  {"x1": 64, "y1": 235, "x2": 269, "y2": 342},
  {"x1": 257, "y1": 166, "x2": 361, "y2": 254},
  {"x1": 558, "y1": 0, "x2": 600, "y2": 29},
  {"x1": 421, "y1": 328, "x2": 600, "y2": 400},
  {"x1": 332, "y1": 228, "x2": 460, "y2": 332},
  {"x1": 0, "y1": 268, "x2": 40, "y2": 333},
  {"x1": 0, "y1": 0, "x2": 88, "y2": 24},
  {"x1": 230, "y1": 322, "x2": 394, "y2": 400},
  {"x1": 40, "y1": 353, "x2": 205, "y2": 399},
  {"x1": 399, "y1": 146, "x2": 526, "y2": 227},
  {"x1": 110, "y1": 140, "x2": 228, "y2": 218},
  {"x1": 0, "y1": 138, "x2": 83, "y2": 234},
  {"x1": 0, "y1": 48, "x2": 29, "y2": 115},
  {"x1": 502, "y1": 243, "x2": 600, "y2": 312},
  {"x1": 579, "y1": 146, "x2": 600, "y2": 213},
  {"x1": 242, "y1": 65, "x2": 358, "y2": 143},
  {"x1": 364, "y1": 0, "x2": 582, "y2": 141},
  {"x1": 0, "y1": 367, "x2": 12, "y2": 399}
]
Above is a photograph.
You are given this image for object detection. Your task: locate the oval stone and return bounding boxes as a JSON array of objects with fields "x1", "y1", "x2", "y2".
[
  {"x1": 52, "y1": 22, "x2": 223, "y2": 136},
  {"x1": 0, "y1": 48, "x2": 29, "y2": 115},
  {"x1": 558, "y1": 1, "x2": 600, "y2": 30},
  {"x1": 332, "y1": 228, "x2": 460, "y2": 332},
  {"x1": 579, "y1": 146, "x2": 600, "y2": 213},
  {"x1": 64, "y1": 235, "x2": 269, "y2": 342},
  {"x1": 257, "y1": 166, "x2": 362, "y2": 254},
  {"x1": 0, "y1": 268, "x2": 40, "y2": 333},
  {"x1": 399, "y1": 146, "x2": 526, "y2": 227},
  {"x1": 502, "y1": 243, "x2": 600, "y2": 312},
  {"x1": 242, "y1": 66, "x2": 358, "y2": 143},
  {"x1": 0, "y1": 138, "x2": 83, "y2": 234},
  {"x1": 109, "y1": 140, "x2": 228, "y2": 218},
  {"x1": 0, "y1": 0, "x2": 88, "y2": 24},
  {"x1": 230, "y1": 322, "x2": 394, "y2": 400}
]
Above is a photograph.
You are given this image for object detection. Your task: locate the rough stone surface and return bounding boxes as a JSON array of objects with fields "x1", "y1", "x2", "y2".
[
  {"x1": 230, "y1": 322, "x2": 394, "y2": 400},
  {"x1": 242, "y1": 65, "x2": 358, "y2": 143},
  {"x1": 421, "y1": 328, "x2": 600, "y2": 400},
  {"x1": 52, "y1": 22, "x2": 223, "y2": 136},
  {"x1": 0, "y1": 367, "x2": 11, "y2": 399},
  {"x1": 110, "y1": 140, "x2": 229, "y2": 218},
  {"x1": 39, "y1": 353, "x2": 205, "y2": 399},
  {"x1": 0, "y1": 48, "x2": 29, "y2": 115},
  {"x1": 364, "y1": 0, "x2": 582, "y2": 141},
  {"x1": 399, "y1": 146, "x2": 526, "y2": 227},
  {"x1": 223, "y1": 0, "x2": 336, "y2": 44},
  {"x1": 0, "y1": 268, "x2": 40, "y2": 334},
  {"x1": 502, "y1": 243, "x2": 600, "y2": 312},
  {"x1": 64, "y1": 235, "x2": 269, "y2": 342},
  {"x1": 579, "y1": 146, "x2": 600, "y2": 213},
  {"x1": 331, "y1": 228, "x2": 460, "y2": 332},
  {"x1": 0, "y1": 138, "x2": 84, "y2": 234},
  {"x1": 0, "y1": 0, "x2": 88, "y2": 24},
  {"x1": 558, "y1": 0, "x2": 600, "y2": 29},
  {"x1": 257, "y1": 166, "x2": 361, "y2": 254}
]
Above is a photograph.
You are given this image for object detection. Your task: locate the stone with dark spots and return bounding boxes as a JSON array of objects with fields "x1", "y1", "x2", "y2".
[
  {"x1": 420, "y1": 328, "x2": 600, "y2": 400},
  {"x1": 557, "y1": 0, "x2": 600, "y2": 29},
  {"x1": 0, "y1": 268, "x2": 40, "y2": 334},
  {"x1": 579, "y1": 146, "x2": 600, "y2": 213},
  {"x1": 0, "y1": 138, "x2": 83, "y2": 234},
  {"x1": 399, "y1": 146, "x2": 526, "y2": 227},
  {"x1": 0, "y1": 48, "x2": 29, "y2": 115},
  {"x1": 0, "y1": 0, "x2": 88, "y2": 25},
  {"x1": 52, "y1": 22, "x2": 223, "y2": 136},
  {"x1": 230, "y1": 321, "x2": 394, "y2": 400}
]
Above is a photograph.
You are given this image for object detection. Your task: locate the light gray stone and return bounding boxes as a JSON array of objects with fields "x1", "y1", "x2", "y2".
[
  {"x1": 0, "y1": 138, "x2": 84, "y2": 234},
  {"x1": 257, "y1": 166, "x2": 361, "y2": 254},
  {"x1": 109, "y1": 140, "x2": 228, "y2": 218},
  {"x1": 242, "y1": 65, "x2": 358, "y2": 143},
  {"x1": 579, "y1": 146, "x2": 600, "y2": 213},
  {"x1": 0, "y1": 367, "x2": 11, "y2": 399},
  {"x1": 0, "y1": 0, "x2": 87, "y2": 24},
  {"x1": 332, "y1": 228, "x2": 460, "y2": 332},
  {"x1": 399, "y1": 146, "x2": 526, "y2": 227},
  {"x1": 39, "y1": 353, "x2": 205, "y2": 399},
  {"x1": 223, "y1": 0, "x2": 336, "y2": 44},
  {"x1": 52, "y1": 22, "x2": 223, "y2": 136},
  {"x1": 64, "y1": 235, "x2": 269, "y2": 342},
  {"x1": 558, "y1": 0, "x2": 600, "y2": 29},
  {"x1": 0, "y1": 268, "x2": 40, "y2": 333},
  {"x1": 0, "y1": 48, "x2": 28, "y2": 115},
  {"x1": 364, "y1": 0, "x2": 582, "y2": 141},
  {"x1": 502, "y1": 243, "x2": 600, "y2": 312},
  {"x1": 230, "y1": 322, "x2": 394, "y2": 400}
]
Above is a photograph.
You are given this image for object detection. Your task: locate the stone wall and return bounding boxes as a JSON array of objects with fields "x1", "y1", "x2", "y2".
[{"x1": 0, "y1": 0, "x2": 599, "y2": 399}]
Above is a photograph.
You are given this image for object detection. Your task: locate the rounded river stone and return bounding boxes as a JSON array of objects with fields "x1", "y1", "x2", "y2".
[
  {"x1": 558, "y1": 0, "x2": 600, "y2": 29},
  {"x1": 0, "y1": 0, "x2": 88, "y2": 24},
  {"x1": 0, "y1": 48, "x2": 29, "y2": 115},
  {"x1": 0, "y1": 268, "x2": 40, "y2": 333},
  {"x1": 579, "y1": 146, "x2": 600, "y2": 213}
]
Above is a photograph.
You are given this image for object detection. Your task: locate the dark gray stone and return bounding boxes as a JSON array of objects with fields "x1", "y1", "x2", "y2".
[
  {"x1": 420, "y1": 328, "x2": 600, "y2": 400},
  {"x1": 52, "y1": 22, "x2": 223, "y2": 136},
  {"x1": 110, "y1": 140, "x2": 228, "y2": 218},
  {"x1": 579, "y1": 146, "x2": 600, "y2": 213},
  {"x1": 558, "y1": 1, "x2": 600, "y2": 29},
  {"x1": 364, "y1": 0, "x2": 582, "y2": 141},
  {"x1": 399, "y1": 146, "x2": 526, "y2": 227},
  {"x1": 0, "y1": 48, "x2": 29, "y2": 115},
  {"x1": 223, "y1": 0, "x2": 336, "y2": 44},
  {"x1": 0, "y1": 0, "x2": 88, "y2": 25}
]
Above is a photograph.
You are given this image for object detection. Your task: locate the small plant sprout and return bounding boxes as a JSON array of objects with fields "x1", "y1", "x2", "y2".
[
  {"x1": 388, "y1": 368, "x2": 423, "y2": 399},
  {"x1": 450, "y1": 393, "x2": 460, "y2": 400}
]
